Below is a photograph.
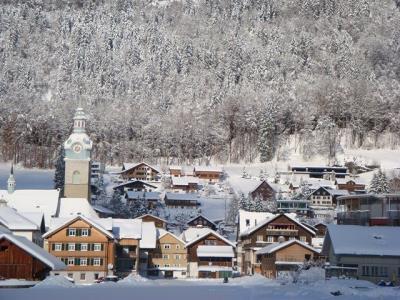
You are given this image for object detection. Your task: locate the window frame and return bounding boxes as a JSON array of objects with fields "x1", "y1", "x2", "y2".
[{"x1": 68, "y1": 243, "x2": 75, "y2": 251}]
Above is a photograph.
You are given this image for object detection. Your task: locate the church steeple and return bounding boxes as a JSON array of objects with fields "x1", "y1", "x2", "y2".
[
  {"x1": 7, "y1": 164, "x2": 16, "y2": 194},
  {"x1": 73, "y1": 107, "x2": 87, "y2": 133}
]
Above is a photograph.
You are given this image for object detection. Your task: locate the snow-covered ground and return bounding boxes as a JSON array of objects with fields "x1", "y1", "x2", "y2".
[{"x1": 1, "y1": 274, "x2": 399, "y2": 300}]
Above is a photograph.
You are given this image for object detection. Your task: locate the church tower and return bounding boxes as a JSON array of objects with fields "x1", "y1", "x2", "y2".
[
  {"x1": 7, "y1": 164, "x2": 16, "y2": 194},
  {"x1": 63, "y1": 108, "x2": 92, "y2": 200}
]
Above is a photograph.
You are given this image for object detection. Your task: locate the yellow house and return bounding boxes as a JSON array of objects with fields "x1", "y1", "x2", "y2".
[{"x1": 147, "y1": 229, "x2": 187, "y2": 278}]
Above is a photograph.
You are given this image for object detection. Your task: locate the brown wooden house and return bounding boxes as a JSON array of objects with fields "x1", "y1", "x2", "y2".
[
  {"x1": 187, "y1": 215, "x2": 217, "y2": 231},
  {"x1": 136, "y1": 214, "x2": 167, "y2": 229},
  {"x1": 181, "y1": 227, "x2": 235, "y2": 278},
  {"x1": 0, "y1": 231, "x2": 66, "y2": 280},
  {"x1": 336, "y1": 178, "x2": 366, "y2": 193},
  {"x1": 169, "y1": 166, "x2": 183, "y2": 177},
  {"x1": 238, "y1": 214, "x2": 316, "y2": 275},
  {"x1": 249, "y1": 180, "x2": 276, "y2": 201},
  {"x1": 43, "y1": 215, "x2": 115, "y2": 283},
  {"x1": 193, "y1": 166, "x2": 223, "y2": 182},
  {"x1": 256, "y1": 240, "x2": 319, "y2": 279},
  {"x1": 171, "y1": 176, "x2": 199, "y2": 192},
  {"x1": 120, "y1": 162, "x2": 160, "y2": 181}
]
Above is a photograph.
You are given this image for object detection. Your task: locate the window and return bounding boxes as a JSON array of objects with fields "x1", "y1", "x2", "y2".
[
  {"x1": 68, "y1": 243, "x2": 75, "y2": 251},
  {"x1": 163, "y1": 244, "x2": 171, "y2": 249},
  {"x1": 289, "y1": 236, "x2": 295, "y2": 240},
  {"x1": 163, "y1": 254, "x2": 169, "y2": 260},
  {"x1": 80, "y1": 258, "x2": 87, "y2": 266},
  {"x1": 205, "y1": 239, "x2": 217, "y2": 246},
  {"x1": 176, "y1": 245, "x2": 180, "y2": 249},
  {"x1": 267, "y1": 236, "x2": 274, "y2": 243},
  {"x1": 72, "y1": 171, "x2": 81, "y2": 184},
  {"x1": 257, "y1": 235, "x2": 264, "y2": 242},
  {"x1": 67, "y1": 258, "x2": 75, "y2": 266},
  {"x1": 81, "y1": 229, "x2": 89, "y2": 237},
  {"x1": 164, "y1": 264, "x2": 170, "y2": 267},
  {"x1": 81, "y1": 243, "x2": 88, "y2": 251},
  {"x1": 245, "y1": 219, "x2": 250, "y2": 227},
  {"x1": 94, "y1": 273, "x2": 99, "y2": 280},
  {"x1": 300, "y1": 236, "x2": 307, "y2": 242},
  {"x1": 68, "y1": 228, "x2": 76, "y2": 236},
  {"x1": 93, "y1": 258, "x2": 101, "y2": 266},
  {"x1": 175, "y1": 255, "x2": 181, "y2": 260},
  {"x1": 67, "y1": 273, "x2": 73, "y2": 278},
  {"x1": 93, "y1": 243, "x2": 102, "y2": 251},
  {"x1": 80, "y1": 273, "x2": 86, "y2": 281},
  {"x1": 55, "y1": 243, "x2": 62, "y2": 251}
]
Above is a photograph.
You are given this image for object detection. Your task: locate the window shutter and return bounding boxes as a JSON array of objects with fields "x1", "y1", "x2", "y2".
[
  {"x1": 101, "y1": 244, "x2": 104, "y2": 251},
  {"x1": 88, "y1": 228, "x2": 91, "y2": 236},
  {"x1": 62, "y1": 243, "x2": 65, "y2": 251},
  {"x1": 76, "y1": 243, "x2": 81, "y2": 251},
  {"x1": 100, "y1": 258, "x2": 103, "y2": 266},
  {"x1": 66, "y1": 229, "x2": 69, "y2": 236},
  {"x1": 52, "y1": 243, "x2": 55, "y2": 251},
  {"x1": 89, "y1": 258, "x2": 93, "y2": 265},
  {"x1": 77, "y1": 229, "x2": 81, "y2": 236}
]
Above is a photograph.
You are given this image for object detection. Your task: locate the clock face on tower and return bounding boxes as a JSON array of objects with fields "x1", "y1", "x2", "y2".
[{"x1": 72, "y1": 143, "x2": 82, "y2": 153}]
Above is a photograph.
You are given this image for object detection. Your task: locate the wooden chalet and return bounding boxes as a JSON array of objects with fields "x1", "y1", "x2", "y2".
[
  {"x1": 187, "y1": 215, "x2": 217, "y2": 230},
  {"x1": 169, "y1": 166, "x2": 183, "y2": 177},
  {"x1": 164, "y1": 193, "x2": 199, "y2": 208},
  {"x1": 193, "y1": 166, "x2": 223, "y2": 182},
  {"x1": 336, "y1": 178, "x2": 366, "y2": 193},
  {"x1": 136, "y1": 214, "x2": 167, "y2": 229},
  {"x1": 113, "y1": 180, "x2": 157, "y2": 193},
  {"x1": 125, "y1": 191, "x2": 161, "y2": 209},
  {"x1": 171, "y1": 176, "x2": 199, "y2": 192},
  {"x1": 120, "y1": 162, "x2": 160, "y2": 181},
  {"x1": 181, "y1": 227, "x2": 235, "y2": 278},
  {"x1": 249, "y1": 180, "x2": 276, "y2": 201},
  {"x1": 43, "y1": 215, "x2": 115, "y2": 283},
  {"x1": 238, "y1": 214, "x2": 316, "y2": 275},
  {"x1": 256, "y1": 240, "x2": 319, "y2": 279},
  {"x1": 0, "y1": 230, "x2": 66, "y2": 280}
]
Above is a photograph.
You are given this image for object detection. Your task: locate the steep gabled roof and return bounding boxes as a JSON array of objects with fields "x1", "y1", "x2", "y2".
[
  {"x1": 187, "y1": 214, "x2": 217, "y2": 226},
  {"x1": 0, "y1": 207, "x2": 39, "y2": 230},
  {"x1": 157, "y1": 228, "x2": 186, "y2": 245},
  {"x1": 122, "y1": 162, "x2": 160, "y2": 174},
  {"x1": 135, "y1": 213, "x2": 167, "y2": 224},
  {"x1": 58, "y1": 198, "x2": 98, "y2": 219},
  {"x1": 112, "y1": 180, "x2": 157, "y2": 190},
  {"x1": 240, "y1": 214, "x2": 316, "y2": 238},
  {"x1": 42, "y1": 215, "x2": 114, "y2": 239},
  {"x1": 181, "y1": 227, "x2": 235, "y2": 248},
  {"x1": 0, "y1": 233, "x2": 66, "y2": 270},
  {"x1": 256, "y1": 239, "x2": 318, "y2": 255}
]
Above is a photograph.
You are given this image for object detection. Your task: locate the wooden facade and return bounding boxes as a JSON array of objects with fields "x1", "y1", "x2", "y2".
[
  {"x1": 187, "y1": 215, "x2": 217, "y2": 230},
  {"x1": 0, "y1": 238, "x2": 49, "y2": 280},
  {"x1": 258, "y1": 242, "x2": 319, "y2": 279},
  {"x1": 193, "y1": 168, "x2": 222, "y2": 182},
  {"x1": 121, "y1": 163, "x2": 160, "y2": 181},
  {"x1": 44, "y1": 218, "x2": 114, "y2": 282},
  {"x1": 337, "y1": 180, "x2": 366, "y2": 192},
  {"x1": 250, "y1": 181, "x2": 276, "y2": 201},
  {"x1": 137, "y1": 214, "x2": 167, "y2": 229},
  {"x1": 239, "y1": 214, "x2": 315, "y2": 275}
]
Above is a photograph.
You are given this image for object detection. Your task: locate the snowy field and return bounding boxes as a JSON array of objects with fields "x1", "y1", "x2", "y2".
[
  {"x1": 1, "y1": 274, "x2": 399, "y2": 300},
  {"x1": 0, "y1": 163, "x2": 54, "y2": 190}
]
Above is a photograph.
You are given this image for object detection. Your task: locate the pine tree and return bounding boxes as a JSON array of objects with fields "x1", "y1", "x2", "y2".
[
  {"x1": 258, "y1": 99, "x2": 278, "y2": 162},
  {"x1": 106, "y1": 190, "x2": 126, "y2": 218},
  {"x1": 369, "y1": 169, "x2": 390, "y2": 194},
  {"x1": 239, "y1": 193, "x2": 250, "y2": 211},
  {"x1": 128, "y1": 197, "x2": 148, "y2": 218},
  {"x1": 252, "y1": 196, "x2": 264, "y2": 212},
  {"x1": 53, "y1": 146, "x2": 65, "y2": 192}
]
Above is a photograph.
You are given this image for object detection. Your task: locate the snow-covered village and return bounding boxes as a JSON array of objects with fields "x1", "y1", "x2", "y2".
[{"x1": 1, "y1": 1, "x2": 400, "y2": 300}]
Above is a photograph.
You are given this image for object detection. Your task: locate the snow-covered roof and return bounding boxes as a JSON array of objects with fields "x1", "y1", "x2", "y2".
[
  {"x1": 126, "y1": 191, "x2": 160, "y2": 201},
  {"x1": 112, "y1": 218, "x2": 142, "y2": 239},
  {"x1": 92, "y1": 205, "x2": 115, "y2": 215},
  {"x1": 43, "y1": 215, "x2": 114, "y2": 239},
  {"x1": 139, "y1": 221, "x2": 156, "y2": 249},
  {"x1": 0, "y1": 233, "x2": 66, "y2": 270},
  {"x1": 180, "y1": 227, "x2": 235, "y2": 248},
  {"x1": 169, "y1": 166, "x2": 182, "y2": 170},
  {"x1": 187, "y1": 214, "x2": 217, "y2": 226},
  {"x1": 256, "y1": 240, "x2": 317, "y2": 255},
  {"x1": 171, "y1": 176, "x2": 199, "y2": 186},
  {"x1": 323, "y1": 225, "x2": 400, "y2": 257},
  {"x1": 122, "y1": 162, "x2": 160, "y2": 174},
  {"x1": 193, "y1": 166, "x2": 223, "y2": 173},
  {"x1": 197, "y1": 245, "x2": 234, "y2": 258},
  {"x1": 136, "y1": 214, "x2": 168, "y2": 224},
  {"x1": 0, "y1": 207, "x2": 39, "y2": 230},
  {"x1": 20, "y1": 212, "x2": 44, "y2": 229},
  {"x1": 240, "y1": 213, "x2": 315, "y2": 237},
  {"x1": 336, "y1": 178, "x2": 366, "y2": 185},
  {"x1": 57, "y1": 198, "x2": 98, "y2": 219},
  {"x1": 329, "y1": 189, "x2": 350, "y2": 197},
  {"x1": 0, "y1": 189, "x2": 60, "y2": 224},
  {"x1": 112, "y1": 180, "x2": 157, "y2": 190},
  {"x1": 238, "y1": 210, "x2": 275, "y2": 236},
  {"x1": 165, "y1": 192, "x2": 200, "y2": 201},
  {"x1": 157, "y1": 228, "x2": 186, "y2": 245}
]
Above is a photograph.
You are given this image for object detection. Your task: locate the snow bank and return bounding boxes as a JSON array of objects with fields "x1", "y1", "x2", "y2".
[
  {"x1": 297, "y1": 267, "x2": 325, "y2": 284},
  {"x1": 118, "y1": 274, "x2": 149, "y2": 285},
  {"x1": 33, "y1": 275, "x2": 75, "y2": 288}
]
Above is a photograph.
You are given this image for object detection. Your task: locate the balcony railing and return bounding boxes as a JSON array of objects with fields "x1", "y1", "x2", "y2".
[{"x1": 266, "y1": 229, "x2": 298, "y2": 236}]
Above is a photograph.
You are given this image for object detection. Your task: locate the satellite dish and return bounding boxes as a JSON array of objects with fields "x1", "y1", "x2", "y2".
[{"x1": 108, "y1": 263, "x2": 114, "y2": 270}]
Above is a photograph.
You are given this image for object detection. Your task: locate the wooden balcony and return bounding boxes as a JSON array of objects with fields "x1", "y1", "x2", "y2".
[{"x1": 266, "y1": 229, "x2": 298, "y2": 236}]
